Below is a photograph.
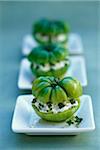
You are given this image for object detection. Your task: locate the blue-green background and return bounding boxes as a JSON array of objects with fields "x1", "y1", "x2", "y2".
[{"x1": 0, "y1": 1, "x2": 99, "y2": 150}]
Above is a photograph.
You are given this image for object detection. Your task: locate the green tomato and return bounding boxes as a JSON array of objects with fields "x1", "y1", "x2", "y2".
[
  {"x1": 49, "y1": 52, "x2": 58, "y2": 64},
  {"x1": 27, "y1": 44, "x2": 69, "y2": 64},
  {"x1": 33, "y1": 18, "x2": 70, "y2": 45},
  {"x1": 32, "y1": 76, "x2": 82, "y2": 122},
  {"x1": 51, "y1": 85, "x2": 68, "y2": 104},
  {"x1": 27, "y1": 46, "x2": 49, "y2": 64},
  {"x1": 59, "y1": 77, "x2": 82, "y2": 98},
  {"x1": 37, "y1": 86, "x2": 52, "y2": 103},
  {"x1": 54, "y1": 45, "x2": 68, "y2": 59},
  {"x1": 28, "y1": 44, "x2": 69, "y2": 78},
  {"x1": 32, "y1": 76, "x2": 82, "y2": 103},
  {"x1": 32, "y1": 81, "x2": 50, "y2": 98}
]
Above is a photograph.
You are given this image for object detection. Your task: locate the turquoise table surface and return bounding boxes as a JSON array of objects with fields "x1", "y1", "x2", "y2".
[{"x1": 0, "y1": 1, "x2": 99, "y2": 150}]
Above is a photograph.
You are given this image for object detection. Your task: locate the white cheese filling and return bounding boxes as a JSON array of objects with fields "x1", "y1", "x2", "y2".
[
  {"x1": 57, "y1": 34, "x2": 67, "y2": 42},
  {"x1": 33, "y1": 100, "x2": 78, "y2": 114},
  {"x1": 33, "y1": 59, "x2": 69, "y2": 72},
  {"x1": 36, "y1": 33, "x2": 66, "y2": 42}
]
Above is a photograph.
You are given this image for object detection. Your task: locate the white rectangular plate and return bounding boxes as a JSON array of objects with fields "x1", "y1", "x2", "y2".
[
  {"x1": 12, "y1": 95, "x2": 95, "y2": 135},
  {"x1": 18, "y1": 56, "x2": 87, "y2": 89},
  {"x1": 22, "y1": 33, "x2": 83, "y2": 56}
]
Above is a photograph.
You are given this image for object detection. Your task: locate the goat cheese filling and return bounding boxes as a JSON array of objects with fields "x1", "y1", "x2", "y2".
[
  {"x1": 57, "y1": 34, "x2": 67, "y2": 42},
  {"x1": 32, "y1": 98, "x2": 78, "y2": 114},
  {"x1": 32, "y1": 59, "x2": 69, "y2": 72},
  {"x1": 35, "y1": 33, "x2": 67, "y2": 42}
]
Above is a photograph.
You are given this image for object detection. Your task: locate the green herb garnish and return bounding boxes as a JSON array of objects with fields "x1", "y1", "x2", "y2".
[
  {"x1": 66, "y1": 116, "x2": 83, "y2": 127},
  {"x1": 70, "y1": 98, "x2": 76, "y2": 104}
]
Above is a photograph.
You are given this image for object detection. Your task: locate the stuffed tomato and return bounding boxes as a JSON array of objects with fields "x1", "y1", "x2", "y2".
[
  {"x1": 32, "y1": 76, "x2": 82, "y2": 122},
  {"x1": 27, "y1": 44, "x2": 70, "y2": 78},
  {"x1": 33, "y1": 18, "x2": 70, "y2": 46}
]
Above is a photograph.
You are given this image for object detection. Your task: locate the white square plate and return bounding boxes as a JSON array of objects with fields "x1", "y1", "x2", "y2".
[
  {"x1": 18, "y1": 56, "x2": 87, "y2": 90},
  {"x1": 12, "y1": 95, "x2": 95, "y2": 135},
  {"x1": 22, "y1": 33, "x2": 83, "y2": 56}
]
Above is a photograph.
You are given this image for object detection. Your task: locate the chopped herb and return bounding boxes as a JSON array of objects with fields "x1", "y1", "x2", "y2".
[
  {"x1": 40, "y1": 63, "x2": 45, "y2": 66},
  {"x1": 39, "y1": 106, "x2": 42, "y2": 110},
  {"x1": 58, "y1": 103, "x2": 65, "y2": 109},
  {"x1": 47, "y1": 102, "x2": 52, "y2": 108},
  {"x1": 65, "y1": 62, "x2": 69, "y2": 66},
  {"x1": 50, "y1": 63, "x2": 55, "y2": 66},
  {"x1": 75, "y1": 116, "x2": 83, "y2": 126},
  {"x1": 66, "y1": 120, "x2": 73, "y2": 125},
  {"x1": 66, "y1": 116, "x2": 83, "y2": 127},
  {"x1": 36, "y1": 65, "x2": 39, "y2": 69},
  {"x1": 50, "y1": 107, "x2": 52, "y2": 111},
  {"x1": 32, "y1": 98, "x2": 37, "y2": 103},
  {"x1": 39, "y1": 103, "x2": 44, "y2": 107},
  {"x1": 70, "y1": 98, "x2": 76, "y2": 104}
]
